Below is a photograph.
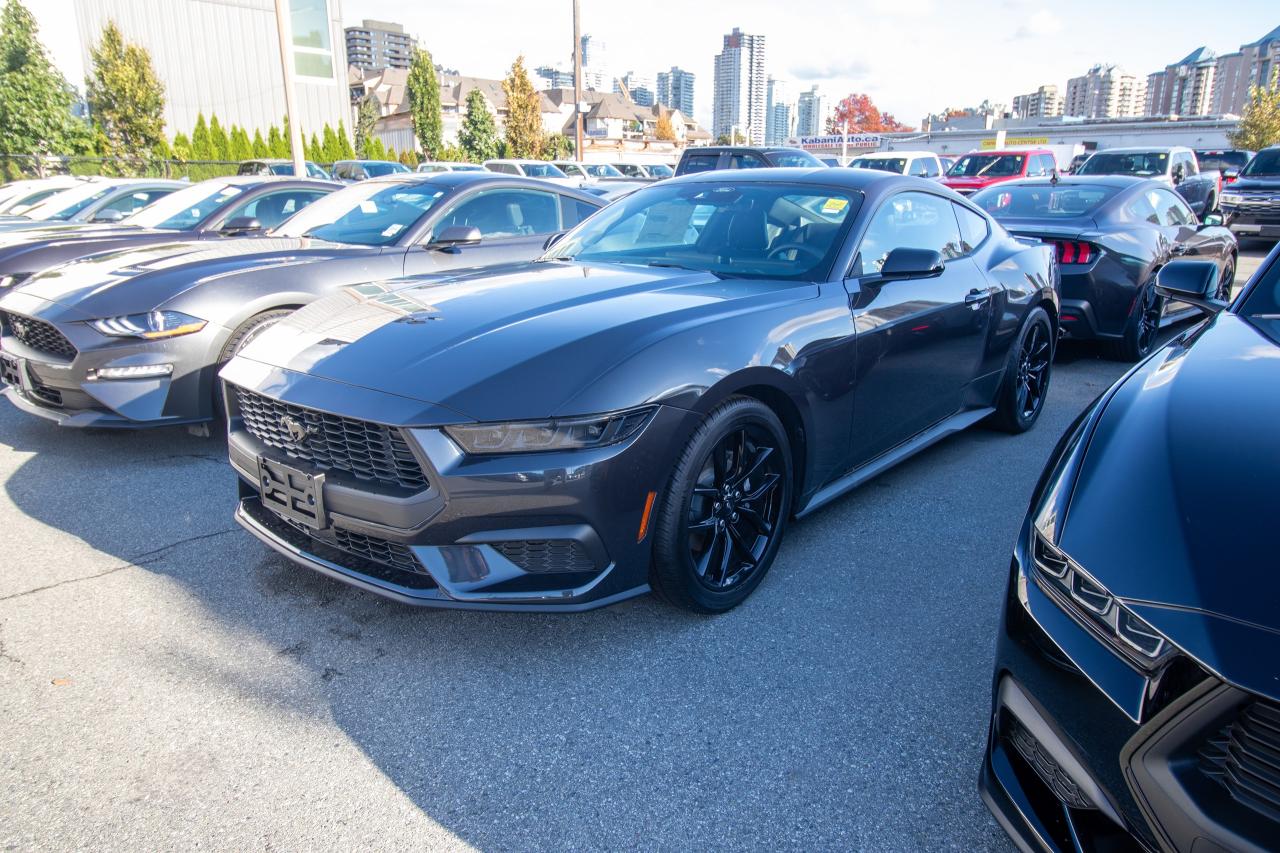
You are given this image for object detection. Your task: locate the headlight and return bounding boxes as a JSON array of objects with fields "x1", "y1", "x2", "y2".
[
  {"x1": 89, "y1": 310, "x2": 207, "y2": 340},
  {"x1": 1029, "y1": 531, "x2": 1172, "y2": 668},
  {"x1": 444, "y1": 406, "x2": 655, "y2": 454},
  {"x1": 1221, "y1": 193, "x2": 1242, "y2": 205}
]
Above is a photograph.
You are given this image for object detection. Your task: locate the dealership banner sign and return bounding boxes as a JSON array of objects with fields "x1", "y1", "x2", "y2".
[
  {"x1": 980, "y1": 137, "x2": 1049, "y2": 150},
  {"x1": 795, "y1": 134, "x2": 882, "y2": 150}
]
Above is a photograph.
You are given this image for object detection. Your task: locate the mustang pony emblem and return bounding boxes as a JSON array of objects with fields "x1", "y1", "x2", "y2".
[{"x1": 279, "y1": 415, "x2": 313, "y2": 443}]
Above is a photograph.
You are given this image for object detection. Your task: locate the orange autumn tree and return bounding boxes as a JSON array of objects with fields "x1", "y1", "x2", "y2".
[{"x1": 826, "y1": 93, "x2": 911, "y2": 133}]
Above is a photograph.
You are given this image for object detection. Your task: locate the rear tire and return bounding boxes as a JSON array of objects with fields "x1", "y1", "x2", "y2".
[
  {"x1": 1102, "y1": 281, "x2": 1163, "y2": 362},
  {"x1": 988, "y1": 307, "x2": 1053, "y2": 434},
  {"x1": 1216, "y1": 255, "x2": 1235, "y2": 301},
  {"x1": 650, "y1": 397, "x2": 793, "y2": 613}
]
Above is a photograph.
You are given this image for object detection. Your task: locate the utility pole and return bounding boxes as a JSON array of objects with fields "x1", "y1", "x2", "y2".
[
  {"x1": 573, "y1": 0, "x2": 583, "y2": 162},
  {"x1": 274, "y1": 0, "x2": 306, "y2": 177}
]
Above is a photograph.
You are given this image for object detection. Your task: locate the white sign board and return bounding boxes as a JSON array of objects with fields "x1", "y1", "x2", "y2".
[{"x1": 795, "y1": 134, "x2": 882, "y2": 150}]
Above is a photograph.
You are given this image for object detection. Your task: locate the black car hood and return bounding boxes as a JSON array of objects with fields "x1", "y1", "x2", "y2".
[
  {"x1": 11, "y1": 236, "x2": 363, "y2": 319},
  {"x1": 1059, "y1": 313, "x2": 1280, "y2": 698},
  {"x1": 237, "y1": 260, "x2": 810, "y2": 421}
]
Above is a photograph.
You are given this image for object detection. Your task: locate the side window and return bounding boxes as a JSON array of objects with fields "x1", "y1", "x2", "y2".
[
  {"x1": 1025, "y1": 157, "x2": 1045, "y2": 178},
  {"x1": 1154, "y1": 189, "x2": 1195, "y2": 226},
  {"x1": 855, "y1": 191, "x2": 964, "y2": 276},
  {"x1": 489, "y1": 163, "x2": 518, "y2": 175},
  {"x1": 1180, "y1": 153, "x2": 1198, "y2": 175},
  {"x1": 953, "y1": 203, "x2": 990, "y2": 253},
  {"x1": 681, "y1": 153, "x2": 720, "y2": 173},
  {"x1": 102, "y1": 188, "x2": 173, "y2": 215},
  {"x1": 221, "y1": 190, "x2": 325, "y2": 228},
  {"x1": 560, "y1": 196, "x2": 601, "y2": 228},
  {"x1": 729, "y1": 153, "x2": 767, "y2": 169},
  {"x1": 909, "y1": 158, "x2": 929, "y2": 177},
  {"x1": 432, "y1": 188, "x2": 563, "y2": 240},
  {"x1": 922, "y1": 158, "x2": 941, "y2": 178}
]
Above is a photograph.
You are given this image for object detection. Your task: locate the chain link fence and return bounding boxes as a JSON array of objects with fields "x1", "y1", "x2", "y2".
[{"x1": 1, "y1": 154, "x2": 260, "y2": 183}]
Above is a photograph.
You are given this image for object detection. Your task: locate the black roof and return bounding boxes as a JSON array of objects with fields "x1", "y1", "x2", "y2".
[{"x1": 372, "y1": 170, "x2": 602, "y2": 202}]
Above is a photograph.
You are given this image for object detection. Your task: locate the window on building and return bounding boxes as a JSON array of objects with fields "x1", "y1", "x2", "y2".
[{"x1": 290, "y1": 0, "x2": 334, "y2": 81}]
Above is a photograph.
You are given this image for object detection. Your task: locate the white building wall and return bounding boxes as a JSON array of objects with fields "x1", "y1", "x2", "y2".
[{"x1": 74, "y1": 0, "x2": 350, "y2": 140}]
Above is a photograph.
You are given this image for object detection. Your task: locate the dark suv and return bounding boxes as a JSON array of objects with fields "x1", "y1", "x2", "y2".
[{"x1": 674, "y1": 146, "x2": 824, "y2": 176}]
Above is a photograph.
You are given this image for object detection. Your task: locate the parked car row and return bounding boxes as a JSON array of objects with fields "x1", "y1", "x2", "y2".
[{"x1": 0, "y1": 159, "x2": 1270, "y2": 852}]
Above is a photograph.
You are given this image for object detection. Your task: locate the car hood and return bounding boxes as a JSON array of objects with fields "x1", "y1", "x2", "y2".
[
  {"x1": 0, "y1": 222, "x2": 131, "y2": 247},
  {"x1": 1059, "y1": 313, "x2": 1280, "y2": 697},
  {"x1": 942, "y1": 175, "x2": 1015, "y2": 190},
  {"x1": 235, "y1": 260, "x2": 809, "y2": 421},
  {"x1": 1228, "y1": 176, "x2": 1280, "y2": 192},
  {"x1": 10, "y1": 236, "x2": 363, "y2": 319}
]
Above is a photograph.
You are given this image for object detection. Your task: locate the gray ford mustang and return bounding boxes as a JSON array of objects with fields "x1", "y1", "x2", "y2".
[
  {"x1": 222, "y1": 168, "x2": 1058, "y2": 613},
  {"x1": 0, "y1": 173, "x2": 603, "y2": 430}
]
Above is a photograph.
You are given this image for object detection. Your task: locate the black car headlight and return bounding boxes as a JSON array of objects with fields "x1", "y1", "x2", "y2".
[
  {"x1": 89, "y1": 310, "x2": 207, "y2": 340},
  {"x1": 1030, "y1": 530, "x2": 1173, "y2": 668},
  {"x1": 444, "y1": 406, "x2": 655, "y2": 455}
]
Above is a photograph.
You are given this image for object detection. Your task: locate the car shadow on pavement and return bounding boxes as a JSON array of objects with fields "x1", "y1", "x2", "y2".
[{"x1": 1, "y1": 394, "x2": 1066, "y2": 850}]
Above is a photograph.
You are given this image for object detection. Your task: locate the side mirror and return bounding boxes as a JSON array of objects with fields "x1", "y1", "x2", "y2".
[
  {"x1": 1155, "y1": 260, "x2": 1225, "y2": 314},
  {"x1": 429, "y1": 224, "x2": 481, "y2": 250},
  {"x1": 92, "y1": 208, "x2": 124, "y2": 223},
  {"x1": 1171, "y1": 165, "x2": 1185, "y2": 184},
  {"x1": 1200, "y1": 212, "x2": 1224, "y2": 227},
  {"x1": 878, "y1": 247, "x2": 946, "y2": 281},
  {"x1": 219, "y1": 216, "x2": 262, "y2": 236}
]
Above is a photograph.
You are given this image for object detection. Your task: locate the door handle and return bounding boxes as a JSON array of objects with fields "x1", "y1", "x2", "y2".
[
  {"x1": 1170, "y1": 245, "x2": 1190, "y2": 256},
  {"x1": 964, "y1": 288, "x2": 990, "y2": 304}
]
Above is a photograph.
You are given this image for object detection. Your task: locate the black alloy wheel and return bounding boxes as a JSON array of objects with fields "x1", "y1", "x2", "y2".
[
  {"x1": 651, "y1": 397, "x2": 793, "y2": 612},
  {"x1": 990, "y1": 307, "x2": 1053, "y2": 434},
  {"x1": 1105, "y1": 282, "x2": 1164, "y2": 362},
  {"x1": 1216, "y1": 257, "x2": 1235, "y2": 302}
]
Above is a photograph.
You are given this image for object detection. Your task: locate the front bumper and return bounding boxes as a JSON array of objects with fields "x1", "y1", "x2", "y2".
[
  {"x1": 1223, "y1": 208, "x2": 1280, "y2": 239},
  {"x1": 982, "y1": 515, "x2": 1280, "y2": 852},
  {"x1": 0, "y1": 294, "x2": 227, "y2": 428},
  {"x1": 222, "y1": 360, "x2": 698, "y2": 610}
]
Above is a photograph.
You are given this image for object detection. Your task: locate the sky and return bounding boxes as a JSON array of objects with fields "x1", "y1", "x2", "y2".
[{"x1": 28, "y1": 0, "x2": 1280, "y2": 131}]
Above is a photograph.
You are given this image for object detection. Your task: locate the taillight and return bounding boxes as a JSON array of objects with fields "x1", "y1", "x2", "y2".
[{"x1": 1051, "y1": 240, "x2": 1095, "y2": 264}]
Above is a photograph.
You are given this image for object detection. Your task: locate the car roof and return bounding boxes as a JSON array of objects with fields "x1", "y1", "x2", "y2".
[
  {"x1": 1096, "y1": 146, "x2": 1188, "y2": 154},
  {"x1": 669, "y1": 166, "x2": 910, "y2": 192},
  {"x1": 852, "y1": 150, "x2": 937, "y2": 158},
  {"x1": 986, "y1": 175, "x2": 1149, "y2": 189},
  {"x1": 360, "y1": 170, "x2": 599, "y2": 198}
]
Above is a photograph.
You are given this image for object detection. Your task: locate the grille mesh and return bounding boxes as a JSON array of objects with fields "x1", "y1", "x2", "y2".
[
  {"x1": 1, "y1": 311, "x2": 76, "y2": 359},
  {"x1": 233, "y1": 387, "x2": 428, "y2": 491},
  {"x1": 1199, "y1": 700, "x2": 1280, "y2": 822},
  {"x1": 1007, "y1": 717, "x2": 1093, "y2": 810},
  {"x1": 492, "y1": 539, "x2": 595, "y2": 574},
  {"x1": 333, "y1": 529, "x2": 421, "y2": 574}
]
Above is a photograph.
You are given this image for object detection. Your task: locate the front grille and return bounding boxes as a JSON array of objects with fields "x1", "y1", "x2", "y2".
[
  {"x1": 233, "y1": 387, "x2": 428, "y2": 491},
  {"x1": 0, "y1": 311, "x2": 76, "y2": 359},
  {"x1": 1199, "y1": 700, "x2": 1280, "y2": 822},
  {"x1": 333, "y1": 528, "x2": 421, "y2": 574},
  {"x1": 492, "y1": 539, "x2": 596, "y2": 574},
  {"x1": 1006, "y1": 717, "x2": 1094, "y2": 810}
]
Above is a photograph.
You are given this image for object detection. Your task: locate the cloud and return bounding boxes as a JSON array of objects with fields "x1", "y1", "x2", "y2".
[
  {"x1": 788, "y1": 58, "x2": 871, "y2": 81},
  {"x1": 1013, "y1": 9, "x2": 1064, "y2": 38}
]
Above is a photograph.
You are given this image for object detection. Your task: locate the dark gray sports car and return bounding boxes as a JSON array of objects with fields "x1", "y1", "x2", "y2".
[
  {"x1": 0, "y1": 176, "x2": 338, "y2": 291},
  {"x1": 222, "y1": 168, "x2": 1058, "y2": 613},
  {"x1": 0, "y1": 178, "x2": 183, "y2": 236},
  {"x1": 0, "y1": 172, "x2": 603, "y2": 431}
]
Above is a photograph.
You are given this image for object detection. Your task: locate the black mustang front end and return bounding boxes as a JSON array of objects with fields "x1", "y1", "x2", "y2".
[{"x1": 982, "y1": 249, "x2": 1280, "y2": 851}]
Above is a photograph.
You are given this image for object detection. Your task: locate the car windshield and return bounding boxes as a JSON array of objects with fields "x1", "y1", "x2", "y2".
[
  {"x1": 519, "y1": 163, "x2": 568, "y2": 178},
  {"x1": 585, "y1": 163, "x2": 624, "y2": 177},
  {"x1": 1240, "y1": 252, "x2": 1280, "y2": 346},
  {"x1": 273, "y1": 180, "x2": 446, "y2": 245},
  {"x1": 972, "y1": 183, "x2": 1121, "y2": 218},
  {"x1": 364, "y1": 161, "x2": 410, "y2": 177},
  {"x1": 1241, "y1": 149, "x2": 1280, "y2": 177},
  {"x1": 851, "y1": 157, "x2": 908, "y2": 174},
  {"x1": 548, "y1": 180, "x2": 862, "y2": 281},
  {"x1": 616, "y1": 164, "x2": 644, "y2": 177},
  {"x1": 1196, "y1": 151, "x2": 1250, "y2": 172},
  {"x1": 22, "y1": 183, "x2": 114, "y2": 220},
  {"x1": 453, "y1": 164, "x2": 486, "y2": 171},
  {"x1": 947, "y1": 154, "x2": 1025, "y2": 178},
  {"x1": 124, "y1": 182, "x2": 245, "y2": 230},
  {"x1": 1078, "y1": 151, "x2": 1168, "y2": 177},
  {"x1": 769, "y1": 151, "x2": 823, "y2": 168},
  {"x1": 647, "y1": 164, "x2": 675, "y2": 176}
]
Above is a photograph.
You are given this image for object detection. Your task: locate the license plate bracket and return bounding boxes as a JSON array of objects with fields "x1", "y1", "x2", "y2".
[
  {"x1": 0, "y1": 353, "x2": 31, "y2": 392},
  {"x1": 257, "y1": 456, "x2": 327, "y2": 529}
]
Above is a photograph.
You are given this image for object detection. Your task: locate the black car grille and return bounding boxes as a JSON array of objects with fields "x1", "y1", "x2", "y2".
[
  {"x1": 0, "y1": 311, "x2": 76, "y2": 359},
  {"x1": 1199, "y1": 700, "x2": 1280, "y2": 822},
  {"x1": 492, "y1": 539, "x2": 596, "y2": 574},
  {"x1": 233, "y1": 387, "x2": 428, "y2": 491},
  {"x1": 1006, "y1": 717, "x2": 1094, "y2": 810},
  {"x1": 333, "y1": 528, "x2": 421, "y2": 574}
]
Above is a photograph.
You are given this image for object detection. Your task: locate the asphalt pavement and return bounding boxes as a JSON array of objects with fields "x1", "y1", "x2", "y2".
[{"x1": 0, "y1": 242, "x2": 1271, "y2": 851}]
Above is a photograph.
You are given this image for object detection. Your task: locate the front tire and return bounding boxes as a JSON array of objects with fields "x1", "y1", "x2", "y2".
[
  {"x1": 211, "y1": 308, "x2": 295, "y2": 428},
  {"x1": 650, "y1": 397, "x2": 793, "y2": 613},
  {"x1": 1216, "y1": 255, "x2": 1235, "y2": 301},
  {"x1": 989, "y1": 307, "x2": 1053, "y2": 434}
]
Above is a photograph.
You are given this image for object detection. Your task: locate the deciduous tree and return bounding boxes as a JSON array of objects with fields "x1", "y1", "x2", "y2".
[
  {"x1": 458, "y1": 88, "x2": 499, "y2": 162},
  {"x1": 826, "y1": 93, "x2": 910, "y2": 134},
  {"x1": 0, "y1": 0, "x2": 91, "y2": 163},
  {"x1": 655, "y1": 112, "x2": 676, "y2": 141},
  {"x1": 502, "y1": 56, "x2": 543, "y2": 158},
  {"x1": 1229, "y1": 69, "x2": 1280, "y2": 151},
  {"x1": 85, "y1": 20, "x2": 166, "y2": 163},
  {"x1": 407, "y1": 47, "x2": 442, "y2": 159}
]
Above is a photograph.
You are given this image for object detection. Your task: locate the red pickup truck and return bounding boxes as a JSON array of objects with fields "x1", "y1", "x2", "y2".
[{"x1": 940, "y1": 149, "x2": 1058, "y2": 195}]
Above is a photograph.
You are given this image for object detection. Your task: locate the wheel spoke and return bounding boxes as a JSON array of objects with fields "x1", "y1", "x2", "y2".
[
  {"x1": 729, "y1": 446, "x2": 774, "y2": 490},
  {"x1": 716, "y1": 525, "x2": 734, "y2": 581},
  {"x1": 688, "y1": 517, "x2": 716, "y2": 532},
  {"x1": 743, "y1": 472, "x2": 780, "y2": 503},
  {"x1": 695, "y1": 527, "x2": 724, "y2": 578},
  {"x1": 739, "y1": 505, "x2": 773, "y2": 536},
  {"x1": 725, "y1": 523, "x2": 759, "y2": 569}
]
